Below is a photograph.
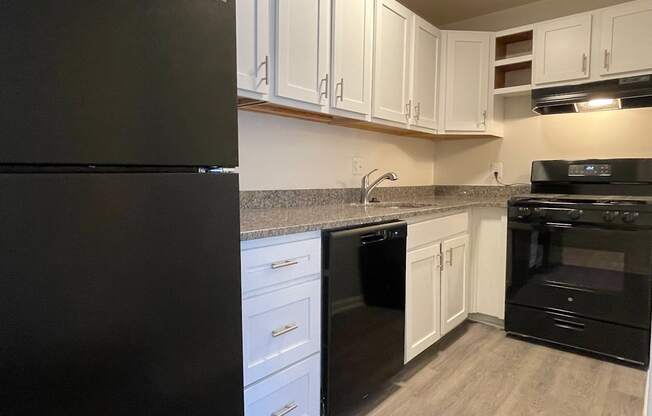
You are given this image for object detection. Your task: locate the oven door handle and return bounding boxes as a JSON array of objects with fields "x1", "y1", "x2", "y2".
[{"x1": 553, "y1": 318, "x2": 585, "y2": 332}]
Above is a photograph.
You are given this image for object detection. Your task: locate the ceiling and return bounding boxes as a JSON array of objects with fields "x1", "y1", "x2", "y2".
[{"x1": 399, "y1": 0, "x2": 543, "y2": 26}]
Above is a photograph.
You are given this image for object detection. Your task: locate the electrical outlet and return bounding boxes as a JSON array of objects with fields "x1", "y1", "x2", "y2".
[
  {"x1": 352, "y1": 157, "x2": 365, "y2": 175},
  {"x1": 491, "y1": 162, "x2": 504, "y2": 181}
]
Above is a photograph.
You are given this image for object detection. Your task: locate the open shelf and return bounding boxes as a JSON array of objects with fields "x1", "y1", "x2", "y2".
[{"x1": 494, "y1": 27, "x2": 533, "y2": 95}]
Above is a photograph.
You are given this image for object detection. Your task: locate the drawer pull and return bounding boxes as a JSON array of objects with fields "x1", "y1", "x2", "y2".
[
  {"x1": 271, "y1": 402, "x2": 298, "y2": 416},
  {"x1": 554, "y1": 318, "x2": 585, "y2": 332},
  {"x1": 271, "y1": 323, "x2": 299, "y2": 338},
  {"x1": 271, "y1": 260, "x2": 299, "y2": 270}
]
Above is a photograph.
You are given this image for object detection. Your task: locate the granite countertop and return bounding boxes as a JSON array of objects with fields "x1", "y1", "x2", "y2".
[{"x1": 240, "y1": 196, "x2": 511, "y2": 241}]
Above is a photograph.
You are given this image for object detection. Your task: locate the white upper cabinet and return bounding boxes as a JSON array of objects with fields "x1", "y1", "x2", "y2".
[
  {"x1": 405, "y1": 243, "x2": 441, "y2": 363},
  {"x1": 275, "y1": 0, "x2": 331, "y2": 107},
  {"x1": 533, "y1": 14, "x2": 592, "y2": 85},
  {"x1": 236, "y1": 0, "x2": 270, "y2": 96},
  {"x1": 599, "y1": 0, "x2": 652, "y2": 77},
  {"x1": 372, "y1": 0, "x2": 413, "y2": 124},
  {"x1": 410, "y1": 16, "x2": 440, "y2": 131},
  {"x1": 444, "y1": 31, "x2": 490, "y2": 132},
  {"x1": 441, "y1": 234, "x2": 469, "y2": 336},
  {"x1": 331, "y1": 0, "x2": 374, "y2": 115}
]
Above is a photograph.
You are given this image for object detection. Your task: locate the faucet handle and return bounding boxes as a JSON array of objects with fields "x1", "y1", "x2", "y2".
[{"x1": 363, "y1": 169, "x2": 378, "y2": 178}]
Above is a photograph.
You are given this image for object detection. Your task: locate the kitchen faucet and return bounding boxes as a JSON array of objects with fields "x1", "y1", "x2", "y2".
[{"x1": 360, "y1": 169, "x2": 399, "y2": 204}]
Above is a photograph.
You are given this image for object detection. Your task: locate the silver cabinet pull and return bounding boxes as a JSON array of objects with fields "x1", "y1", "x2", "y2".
[
  {"x1": 260, "y1": 55, "x2": 269, "y2": 85},
  {"x1": 479, "y1": 110, "x2": 487, "y2": 127},
  {"x1": 604, "y1": 49, "x2": 610, "y2": 70},
  {"x1": 405, "y1": 99, "x2": 412, "y2": 119},
  {"x1": 414, "y1": 102, "x2": 421, "y2": 121},
  {"x1": 336, "y1": 78, "x2": 344, "y2": 102},
  {"x1": 320, "y1": 74, "x2": 329, "y2": 100},
  {"x1": 271, "y1": 260, "x2": 299, "y2": 269},
  {"x1": 271, "y1": 323, "x2": 298, "y2": 338},
  {"x1": 436, "y1": 253, "x2": 443, "y2": 271},
  {"x1": 446, "y1": 249, "x2": 453, "y2": 267},
  {"x1": 271, "y1": 402, "x2": 298, "y2": 416},
  {"x1": 582, "y1": 53, "x2": 587, "y2": 73}
]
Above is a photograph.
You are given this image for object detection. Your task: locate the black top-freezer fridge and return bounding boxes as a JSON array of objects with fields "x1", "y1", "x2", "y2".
[{"x1": 0, "y1": 1, "x2": 243, "y2": 415}]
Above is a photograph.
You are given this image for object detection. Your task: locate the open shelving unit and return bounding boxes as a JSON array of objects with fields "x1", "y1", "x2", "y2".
[{"x1": 493, "y1": 26, "x2": 533, "y2": 97}]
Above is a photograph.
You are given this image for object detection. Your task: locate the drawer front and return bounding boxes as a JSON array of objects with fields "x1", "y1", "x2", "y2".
[
  {"x1": 506, "y1": 304, "x2": 650, "y2": 365},
  {"x1": 408, "y1": 212, "x2": 468, "y2": 250},
  {"x1": 242, "y1": 237, "x2": 321, "y2": 293},
  {"x1": 243, "y1": 279, "x2": 321, "y2": 385},
  {"x1": 245, "y1": 353, "x2": 320, "y2": 416}
]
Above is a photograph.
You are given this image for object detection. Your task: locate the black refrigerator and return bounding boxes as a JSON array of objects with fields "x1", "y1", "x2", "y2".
[{"x1": 0, "y1": 1, "x2": 243, "y2": 415}]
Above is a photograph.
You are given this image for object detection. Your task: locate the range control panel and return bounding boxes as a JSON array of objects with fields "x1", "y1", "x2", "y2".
[{"x1": 568, "y1": 163, "x2": 612, "y2": 177}]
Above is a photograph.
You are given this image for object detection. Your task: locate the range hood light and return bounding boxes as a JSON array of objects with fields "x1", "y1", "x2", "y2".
[{"x1": 574, "y1": 98, "x2": 622, "y2": 113}]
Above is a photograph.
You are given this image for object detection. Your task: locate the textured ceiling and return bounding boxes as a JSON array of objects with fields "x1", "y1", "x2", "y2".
[{"x1": 398, "y1": 0, "x2": 543, "y2": 26}]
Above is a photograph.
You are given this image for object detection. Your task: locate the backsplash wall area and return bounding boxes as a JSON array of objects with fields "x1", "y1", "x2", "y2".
[
  {"x1": 434, "y1": 95, "x2": 652, "y2": 185},
  {"x1": 237, "y1": 111, "x2": 436, "y2": 191}
]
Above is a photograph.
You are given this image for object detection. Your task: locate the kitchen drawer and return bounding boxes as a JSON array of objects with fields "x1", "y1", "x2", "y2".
[
  {"x1": 243, "y1": 279, "x2": 321, "y2": 385},
  {"x1": 408, "y1": 212, "x2": 468, "y2": 250},
  {"x1": 241, "y1": 236, "x2": 321, "y2": 294},
  {"x1": 505, "y1": 304, "x2": 649, "y2": 365},
  {"x1": 244, "y1": 353, "x2": 321, "y2": 416}
]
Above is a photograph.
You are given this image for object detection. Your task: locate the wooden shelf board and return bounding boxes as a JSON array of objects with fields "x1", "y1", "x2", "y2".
[
  {"x1": 494, "y1": 54, "x2": 533, "y2": 68},
  {"x1": 493, "y1": 84, "x2": 532, "y2": 97}
]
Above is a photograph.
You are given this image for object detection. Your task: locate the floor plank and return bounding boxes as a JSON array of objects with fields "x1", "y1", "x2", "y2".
[{"x1": 364, "y1": 322, "x2": 646, "y2": 416}]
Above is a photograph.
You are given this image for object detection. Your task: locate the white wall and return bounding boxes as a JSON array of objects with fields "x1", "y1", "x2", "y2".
[
  {"x1": 434, "y1": 96, "x2": 652, "y2": 185},
  {"x1": 237, "y1": 111, "x2": 437, "y2": 190}
]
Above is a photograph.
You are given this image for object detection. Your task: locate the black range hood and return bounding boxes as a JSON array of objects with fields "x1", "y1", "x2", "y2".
[{"x1": 532, "y1": 75, "x2": 652, "y2": 115}]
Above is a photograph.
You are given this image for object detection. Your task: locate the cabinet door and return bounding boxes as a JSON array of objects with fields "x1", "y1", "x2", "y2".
[
  {"x1": 533, "y1": 14, "x2": 592, "y2": 85},
  {"x1": 236, "y1": 0, "x2": 270, "y2": 95},
  {"x1": 441, "y1": 234, "x2": 469, "y2": 335},
  {"x1": 276, "y1": 0, "x2": 330, "y2": 106},
  {"x1": 405, "y1": 243, "x2": 442, "y2": 363},
  {"x1": 372, "y1": 0, "x2": 413, "y2": 124},
  {"x1": 331, "y1": 0, "x2": 374, "y2": 115},
  {"x1": 410, "y1": 16, "x2": 440, "y2": 131},
  {"x1": 600, "y1": 0, "x2": 652, "y2": 76},
  {"x1": 444, "y1": 32, "x2": 489, "y2": 131}
]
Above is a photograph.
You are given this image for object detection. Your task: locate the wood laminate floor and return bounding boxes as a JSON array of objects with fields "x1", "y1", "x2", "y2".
[{"x1": 362, "y1": 322, "x2": 647, "y2": 416}]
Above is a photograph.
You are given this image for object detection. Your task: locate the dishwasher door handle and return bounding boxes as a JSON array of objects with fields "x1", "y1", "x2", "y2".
[{"x1": 360, "y1": 232, "x2": 388, "y2": 245}]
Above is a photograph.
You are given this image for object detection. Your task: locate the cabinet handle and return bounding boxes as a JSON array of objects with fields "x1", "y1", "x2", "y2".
[
  {"x1": 479, "y1": 110, "x2": 487, "y2": 127},
  {"x1": 446, "y1": 249, "x2": 453, "y2": 267},
  {"x1": 271, "y1": 260, "x2": 299, "y2": 270},
  {"x1": 336, "y1": 78, "x2": 344, "y2": 102},
  {"x1": 405, "y1": 99, "x2": 412, "y2": 120},
  {"x1": 604, "y1": 49, "x2": 610, "y2": 70},
  {"x1": 271, "y1": 402, "x2": 298, "y2": 416},
  {"x1": 437, "y1": 253, "x2": 444, "y2": 271},
  {"x1": 260, "y1": 55, "x2": 269, "y2": 85},
  {"x1": 320, "y1": 74, "x2": 329, "y2": 100},
  {"x1": 271, "y1": 323, "x2": 299, "y2": 338},
  {"x1": 582, "y1": 53, "x2": 587, "y2": 73},
  {"x1": 414, "y1": 102, "x2": 421, "y2": 121}
]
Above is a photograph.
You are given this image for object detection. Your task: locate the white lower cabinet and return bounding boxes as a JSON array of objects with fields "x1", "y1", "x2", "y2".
[
  {"x1": 405, "y1": 213, "x2": 469, "y2": 363},
  {"x1": 441, "y1": 234, "x2": 469, "y2": 335},
  {"x1": 241, "y1": 232, "x2": 322, "y2": 416},
  {"x1": 244, "y1": 353, "x2": 321, "y2": 416}
]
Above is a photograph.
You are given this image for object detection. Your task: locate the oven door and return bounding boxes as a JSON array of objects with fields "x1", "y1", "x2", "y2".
[{"x1": 507, "y1": 221, "x2": 652, "y2": 329}]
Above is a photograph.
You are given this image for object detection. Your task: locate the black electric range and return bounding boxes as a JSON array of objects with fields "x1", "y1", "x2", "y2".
[{"x1": 506, "y1": 159, "x2": 652, "y2": 366}]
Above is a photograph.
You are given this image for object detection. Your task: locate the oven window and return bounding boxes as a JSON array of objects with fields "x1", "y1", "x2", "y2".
[{"x1": 511, "y1": 225, "x2": 651, "y2": 294}]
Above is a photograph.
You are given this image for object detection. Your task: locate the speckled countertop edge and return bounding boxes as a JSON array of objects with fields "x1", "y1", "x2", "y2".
[{"x1": 240, "y1": 196, "x2": 510, "y2": 241}]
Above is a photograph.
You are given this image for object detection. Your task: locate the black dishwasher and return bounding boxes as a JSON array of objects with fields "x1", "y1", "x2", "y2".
[{"x1": 322, "y1": 221, "x2": 407, "y2": 416}]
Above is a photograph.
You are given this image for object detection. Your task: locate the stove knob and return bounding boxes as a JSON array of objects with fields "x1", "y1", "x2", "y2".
[
  {"x1": 568, "y1": 209, "x2": 583, "y2": 220},
  {"x1": 603, "y1": 211, "x2": 619, "y2": 222},
  {"x1": 517, "y1": 207, "x2": 532, "y2": 219},
  {"x1": 622, "y1": 212, "x2": 640, "y2": 224},
  {"x1": 533, "y1": 208, "x2": 547, "y2": 219}
]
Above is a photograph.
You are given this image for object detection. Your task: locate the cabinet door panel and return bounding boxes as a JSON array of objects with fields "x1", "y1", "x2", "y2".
[
  {"x1": 441, "y1": 234, "x2": 469, "y2": 335},
  {"x1": 600, "y1": 0, "x2": 652, "y2": 76},
  {"x1": 331, "y1": 0, "x2": 374, "y2": 115},
  {"x1": 533, "y1": 14, "x2": 592, "y2": 84},
  {"x1": 236, "y1": 0, "x2": 270, "y2": 94},
  {"x1": 444, "y1": 32, "x2": 489, "y2": 131},
  {"x1": 411, "y1": 16, "x2": 440, "y2": 131},
  {"x1": 276, "y1": 0, "x2": 330, "y2": 106},
  {"x1": 372, "y1": 0, "x2": 413, "y2": 124},
  {"x1": 405, "y1": 243, "x2": 441, "y2": 363}
]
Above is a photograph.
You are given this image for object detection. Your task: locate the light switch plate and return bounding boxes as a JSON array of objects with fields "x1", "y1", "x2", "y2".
[
  {"x1": 491, "y1": 162, "x2": 504, "y2": 181},
  {"x1": 352, "y1": 157, "x2": 365, "y2": 175}
]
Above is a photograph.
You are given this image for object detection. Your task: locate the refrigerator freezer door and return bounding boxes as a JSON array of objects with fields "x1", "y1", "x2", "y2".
[
  {"x1": 1, "y1": 0, "x2": 238, "y2": 167},
  {"x1": 0, "y1": 173, "x2": 243, "y2": 415}
]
